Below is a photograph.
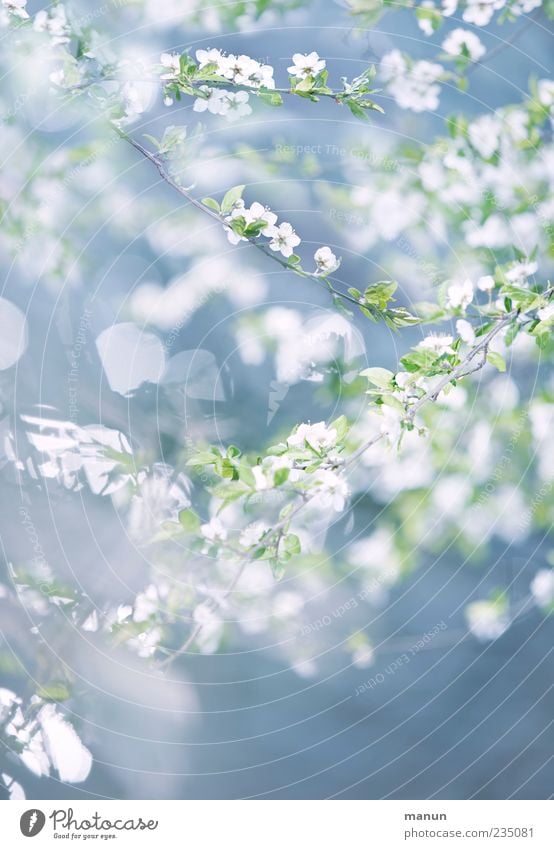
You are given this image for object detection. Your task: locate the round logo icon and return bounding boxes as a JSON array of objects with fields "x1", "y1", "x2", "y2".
[{"x1": 20, "y1": 809, "x2": 46, "y2": 837}]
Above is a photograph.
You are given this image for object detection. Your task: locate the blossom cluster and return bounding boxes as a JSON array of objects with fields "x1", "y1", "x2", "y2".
[
  {"x1": 380, "y1": 50, "x2": 445, "y2": 112},
  {"x1": 0, "y1": 688, "x2": 92, "y2": 788},
  {"x1": 201, "y1": 185, "x2": 341, "y2": 272}
]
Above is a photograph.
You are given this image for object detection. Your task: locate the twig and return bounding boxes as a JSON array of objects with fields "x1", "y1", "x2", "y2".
[
  {"x1": 161, "y1": 312, "x2": 525, "y2": 662},
  {"x1": 120, "y1": 130, "x2": 364, "y2": 310},
  {"x1": 120, "y1": 130, "x2": 553, "y2": 662},
  {"x1": 466, "y1": 11, "x2": 542, "y2": 76}
]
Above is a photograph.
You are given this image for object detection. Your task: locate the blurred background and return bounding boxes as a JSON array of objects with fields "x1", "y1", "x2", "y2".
[{"x1": 0, "y1": 0, "x2": 553, "y2": 800}]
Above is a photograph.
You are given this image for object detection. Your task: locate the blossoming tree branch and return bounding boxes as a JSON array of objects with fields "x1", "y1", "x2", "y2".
[{"x1": 0, "y1": 0, "x2": 553, "y2": 799}]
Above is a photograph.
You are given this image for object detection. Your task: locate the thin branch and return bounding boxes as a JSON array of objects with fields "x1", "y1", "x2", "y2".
[
  {"x1": 121, "y1": 130, "x2": 553, "y2": 664},
  {"x1": 120, "y1": 129, "x2": 363, "y2": 310},
  {"x1": 160, "y1": 310, "x2": 531, "y2": 663},
  {"x1": 466, "y1": 10, "x2": 542, "y2": 76}
]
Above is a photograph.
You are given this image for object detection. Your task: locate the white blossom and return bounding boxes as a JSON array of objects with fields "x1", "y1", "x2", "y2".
[
  {"x1": 225, "y1": 200, "x2": 278, "y2": 245},
  {"x1": 192, "y1": 603, "x2": 223, "y2": 653},
  {"x1": 239, "y1": 521, "x2": 269, "y2": 548},
  {"x1": 252, "y1": 465, "x2": 270, "y2": 490},
  {"x1": 537, "y1": 79, "x2": 554, "y2": 108},
  {"x1": 477, "y1": 274, "x2": 495, "y2": 291},
  {"x1": 511, "y1": 0, "x2": 541, "y2": 14},
  {"x1": 2, "y1": 773, "x2": 25, "y2": 800},
  {"x1": 314, "y1": 246, "x2": 340, "y2": 275},
  {"x1": 287, "y1": 52, "x2": 326, "y2": 79},
  {"x1": 127, "y1": 466, "x2": 190, "y2": 542},
  {"x1": 463, "y1": 0, "x2": 504, "y2": 26},
  {"x1": 466, "y1": 599, "x2": 509, "y2": 640},
  {"x1": 418, "y1": 333, "x2": 454, "y2": 355},
  {"x1": 530, "y1": 569, "x2": 554, "y2": 608},
  {"x1": 456, "y1": 318, "x2": 476, "y2": 345},
  {"x1": 160, "y1": 52, "x2": 181, "y2": 80},
  {"x1": 468, "y1": 114, "x2": 502, "y2": 159},
  {"x1": 505, "y1": 259, "x2": 538, "y2": 284},
  {"x1": 268, "y1": 222, "x2": 301, "y2": 258},
  {"x1": 537, "y1": 302, "x2": 554, "y2": 322},
  {"x1": 224, "y1": 90, "x2": 252, "y2": 121},
  {"x1": 417, "y1": 1, "x2": 437, "y2": 36},
  {"x1": 379, "y1": 405, "x2": 404, "y2": 444},
  {"x1": 129, "y1": 626, "x2": 162, "y2": 658},
  {"x1": 442, "y1": 29, "x2": 486, "y2": 61},
  {"x1": 2, "y1": 0, "x2": 28, "y2": 19},
  {"x1": 193, "y1": 86, "x2": 230, "y2": 116},
  {"x1": 446, "y1": 278, "x2": 474, "y2": 310},
  {"x1": 196, "y1": 48, "x2": 226, "y2": 72},
  {"x1": 201, "y1": 516, "x2": 228, "y2": 542},
  {"x1": 381, "y1": 50, "x2": 443, "y2": 112},
  {"x1": 352, "y1": 644, "x2": 375, "y2": 668},
  {"x1": 312, "y1": 469, "x2": 350, "y2": 512},
  {"x1": 287, "y1": 421, "x2": 337, "y2": 452},
  {"x1": 33, "y1": 6, "x2": 70, "y2": 44},
  {"x1": 133, "y1": 584, "x2": 161, "y2": 621}
]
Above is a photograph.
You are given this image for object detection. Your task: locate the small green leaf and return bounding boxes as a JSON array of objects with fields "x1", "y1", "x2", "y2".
[
  {"x1": 283, "y1": 533, "x2": 301, "y2": 556},
  {"x1": 202, "y1": 197, "x2": 220, "y2": 213},
  {"x1": 364, "y1": 280, "x2": 397, "y2": 309},
  {"x1": 37, "y1": 682, "x2": 71, "y2": 702},
  {"x1": 274, "y1": 467, "x2": 290, "y2": 486},
  {"x1": 360, "y1": 367, "x2": 395, "y2": 389},
  {"x1": 346, "y1": 100, "x2": 369, "y2": 121},
  {"x1": 270, "y1": 559, "x2": 286, "y2": 581},
  {"x1": 186, "y1": 451, "x2": 219, "y2": 467},
  {"x1": 486, "y1": 351, "x2": 507, "y2": 372},
  {"x1": 330, "y1": 414, "x2": 350, "y2": 441},
  {"x1": 179, "y1": 508, "x2": 200, "y2": 533},
  {"x1": 142, "y1": 134, "x2": 161, "y2": 150},
  {"x1": 267, "y1": 443, "x2": 288, "y2": 456},
  {"x1": 221, "y1": 185, "x2": 245, "y2": 214},
  {"x1": 293, "y1": 75, "x2": 316, "y2": 92},
  {"x1": 258, "y1": 89, "x2": 283, "y2": 106}
]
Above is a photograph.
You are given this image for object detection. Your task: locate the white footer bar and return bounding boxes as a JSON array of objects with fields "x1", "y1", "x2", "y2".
[{"x1": 2, "y1": 800, "x2": 552, "y2": 848}]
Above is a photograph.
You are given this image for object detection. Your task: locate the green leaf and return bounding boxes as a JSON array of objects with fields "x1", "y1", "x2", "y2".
[
  {"x1": 274, "y1": 467, "x2": 290, "y2": 486},
  {"x1": 266, "y1": 443, "x2": 288, "y2": 456},
  {"x1": 186, "y1": 451, "x2": 218, "y2": 467},
  {"x1": 179, "y1": 508, "x2": 200, "y2": 533},
  {"x1": 221, "y1": 185, "x2": 245, "y2": 214},
  {"x1": 293, "y1": 75, "x2": 316, "y2": 92},
  {"x1": 201, "y1": 197, "x2": 220, "y2": 213},
  {"x1": 360, "y1": 367, "x2": 394, "y2": 389},
  {"x1": 400, "y1": 348, "x2": 441, "y2": 373},
  {"x1": 37, "y1": 682, "x2": 71, "y2": 702},
  {"x1": 330, "y1": 414, "x2": 349, "y2": 442},
  {"x1": 348, "y1": 287, "x2": 362, "y2": 300},
  {"x1": 238, "y1": 462, "x2": 256, "y2": 487},
  {"x1": 346, "y1": 100, "x2": 369, "y2": 121},
  {"x1": 142, "y1": 134, "x2": 161, "y2": 150},
  {"x1": 504, "y1": 321, "x2": 520, "y2": 347},
  {"x1": 364, "y1": 280, "x2": 397, "y2": 309},
  {"x1": 258, "y1": 89, "x2": 283, "y2": 106},
  {"x1": 283, "y1": 533, "x2": 301, "y2": 557},
  {"x1": 385, "y1": 307, "x2": 421, "y2": 327},
  {"x1": 270, "y1": 559, "x2": 286, "y2": 581},
  {"x1": 486, "y1": 351, "x2": 507, "y2": 372},
  {"x1": 179, "y1": 53, "x2": 199, "y2": 77}
]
